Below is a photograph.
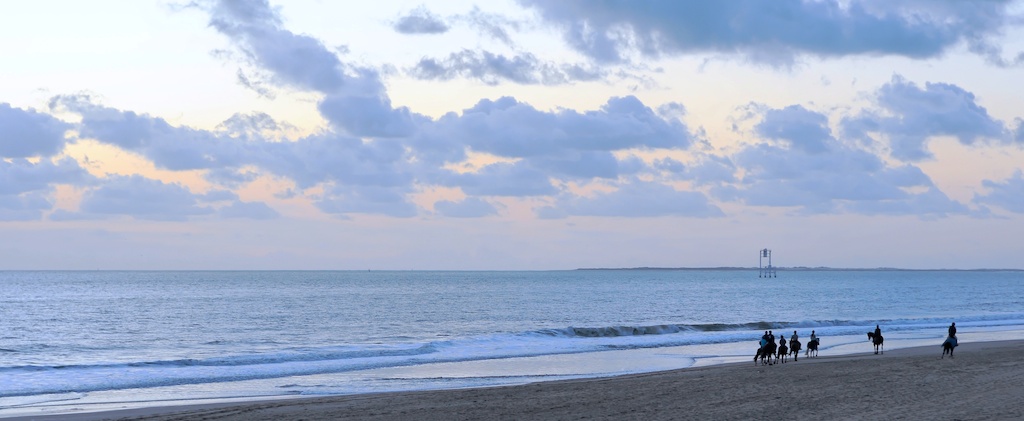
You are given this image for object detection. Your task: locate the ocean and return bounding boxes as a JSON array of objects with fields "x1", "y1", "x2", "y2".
[{"x1": 2, "y1": 269, "x2": 1023, "y2": 417}]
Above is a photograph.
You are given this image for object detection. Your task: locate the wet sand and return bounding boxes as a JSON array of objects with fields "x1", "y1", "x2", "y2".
[{"x1": 13, "y1": 339, "x2": 1024, "y2": 420}]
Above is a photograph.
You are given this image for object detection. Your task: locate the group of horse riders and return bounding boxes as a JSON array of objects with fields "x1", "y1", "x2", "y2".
[
  {"x1": 757, "y1": 329, "x2": 820, "y2": 363},
  {"x1": 761, "y1": 322, "x2": 959, "y2": 363}
]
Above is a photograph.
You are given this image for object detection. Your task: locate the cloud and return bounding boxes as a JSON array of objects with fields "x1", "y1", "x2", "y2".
[
  {"x1": 425, "y1": 95, "x2": 693, "y2": 161},
  {"x1": 447, "y1": 161, "x2": 557, "y2": 197},
  {"x1": 54, "y1": 95, "x2": 420, "y2": 197},
  {"x1": 0, "y1": 103, "x2": 71, "y2": 158},
  {"x1": 51, "y1": 95, "x2": 248, "y2": 171},
  {"x1": 394, "y1": 5, "x2": 522, "y2": 45},
  {"x1": 72, "y1": 175, "x2": 216, "y2": 221},
  {"x1": 202, "y1": 0, "x2": 419, "y2": 137},
  {"x1": 205, "y1": 0, "x2": 347, "y2": 92},
  {"x1": 218, "y1": 200, "x2": 280, "y2": 219},
  {"x1": 258, "y1": 133, "x2": 415, "y2": 190},
  {"x1": 538, "y1": 180, "x2": 723, "y2": 218},
  {"x1": 409, "y1": 50, "x2": 605, "y2": 85},
  {"x1": 519, "y1": 0, "x2": 1021, "y2": 65},
  {"x1": 844, "y1": 186, "x2": 970, "y2": 217},
  {"x1": 434, "y1": 197, "x2": 499, "y2": 218},
  {"x1": 317, "y1": 89, "x2": 419, "y2": 137},
  {"x1": 724, "y1": 104, "x2": 969, "y2": 217},
  {"x1": 393, "y1": 6, "x2": 449, "y2": 34},
  {"x1": 656, "y1": 154, "x2": 737, "y2": 186},
  {"x1": 52, "y1": 83, "x2": 701, "y2": 217},
  {"x1": 842, "y1": 75, "x2": 1011, "y2": 161},
  {"x1": 975, "y1": 171, "x2": 1024, "y2": 213},
  {"x1": 756, "y1": 105, "x2": 834, "y2": 154},
  {"x1": 186, "y1": 2, "x2": 714, "y2": 218},
  {"x1": 216, "y1": 112, "x2": 288, "y2": 139},
  {"x1": 0, "y1": 191, "x2": 52, "y2": 221},
  {"x1": 0, "y1": 146, "x2": 93, "y2": 221},
  {"x1": 528, "y1": 150, "x2": 627, "y2": 179},
  {"x1": 49, "y1": 96, "x2": 420, "y2": 219},
  {"x1": 314, "y1": 183, "x2": 418, "y2": 218},
  {"x1": 454, "y1": 6, "x2": 522, "y2": 46},
  {"x1": 0, "y1": 158, "x2": 93, "y2": 195},
  {"x1": 38, "y1": 2, "x2": 1009, "y2": 225}
]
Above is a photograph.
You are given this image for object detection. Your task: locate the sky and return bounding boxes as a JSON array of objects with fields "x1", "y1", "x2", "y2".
[{"x1": 2, "y1": 0, "x2": 1024, "y2": 270}]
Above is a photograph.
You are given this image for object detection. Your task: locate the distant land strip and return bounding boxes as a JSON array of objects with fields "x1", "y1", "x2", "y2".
[{"x1": 575, "y1": 267, "x2": 1024, "y2": 271}]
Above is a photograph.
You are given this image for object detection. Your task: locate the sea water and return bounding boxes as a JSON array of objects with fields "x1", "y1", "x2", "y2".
[{"x1": 2, "y1": 270, "x2": 1023, "y2": 417}]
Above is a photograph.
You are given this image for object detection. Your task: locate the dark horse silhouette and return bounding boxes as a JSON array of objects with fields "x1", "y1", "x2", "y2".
[
  {"x1": 789, "y1": 339, "x2": 801, "y2": 362},
  {"x1": 806, "y1": 338, "x2": 819, "y2": 358},
  {"x1": 755, "y1": 340, "x2": 777, "y2": 365},
  {"x1": 867, "y1": 332, "x2": 884, "y2": 354},
  {"x1": 942, "y1": 336, "x2": 957, "y2": 359},
  {"x1": 777, "y1": 341, "x2": 789, "y2": 363}
]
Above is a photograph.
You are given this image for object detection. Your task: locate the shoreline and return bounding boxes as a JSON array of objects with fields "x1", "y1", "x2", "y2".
[{"x1": 11, "y1": 338, "x2": 1024, "y2": 420}]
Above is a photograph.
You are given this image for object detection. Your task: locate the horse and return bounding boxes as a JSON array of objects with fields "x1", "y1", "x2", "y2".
[
  {"x1": 755, "y1": 341, "x2": 778, "y2": 365},
  {"x1": 806, "y1": 338, "x2": 819, "y2": 358},
  {"x1": 765, "y1": 340, "x2": 777, "y2": 364},
  {"x1": 789, "y1": 339, "x2": 801, "y2": 362},
  {"x1": 777, "y1": 341, "x2": 789, "y2": 363},
  {"x1": 867, "y1": 332, "x2": 884, "y2": 354},
  {"x1": 942, "y1": 336, "x2": 957, "y2": 359}
]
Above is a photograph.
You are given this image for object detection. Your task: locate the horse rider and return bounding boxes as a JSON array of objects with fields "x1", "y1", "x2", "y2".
[
  {"x1": 874, "y1": 325, "x2": 881, "y2": 338},
  {"x1": 948, "y1": 322, "x2": 956, "y2": 338},
  {"x1": 808, "y1": 330, "x2": 818, "y2": 356}
]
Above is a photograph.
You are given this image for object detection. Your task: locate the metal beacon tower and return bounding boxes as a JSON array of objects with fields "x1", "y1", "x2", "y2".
[{"x1": 759, "y1": 249, "x2": 776, "y2": 278}]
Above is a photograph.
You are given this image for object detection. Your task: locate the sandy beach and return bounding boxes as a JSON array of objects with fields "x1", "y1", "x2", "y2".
[{"x1": 13, "y1": 339, "x2": 1022, "y2": 421}]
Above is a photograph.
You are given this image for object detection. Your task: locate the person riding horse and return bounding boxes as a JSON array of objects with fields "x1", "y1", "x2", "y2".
[
  {"x1": 942, "y1": 322, "x2": 958, "y2": 358},
  {"x1": 806, "y1": 330, "x2": 819, "y2": 357},
  {"x1": 756, "y1": 331, "x2": 780, "y2": 365},
  {"x1": 868, "y1": 324, "x2": 884, "y2": 354},
  {"x1": 789, "y1": 333, "x2": 801, "y2": 361},
  {"x1": 777, "y1": 337, "x2": 789, "y2": 363}
]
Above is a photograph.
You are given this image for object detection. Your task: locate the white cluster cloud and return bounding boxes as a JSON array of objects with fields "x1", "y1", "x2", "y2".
[
  {"x1": 0, "y1": 104, "x2": 93, "y2": 220},
  {"x1": 410, "y1": 50, "x2": 605, "y2": 86},
  {"x1": 393, "y1": 6, "x2": 450, "y2": 35},
  {"x1": 842, "y1": 76, "x2": 1013, "y2": 161},
  {"x1": 975, "y1": 171, "x2": 1024, "y2": 213}
]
